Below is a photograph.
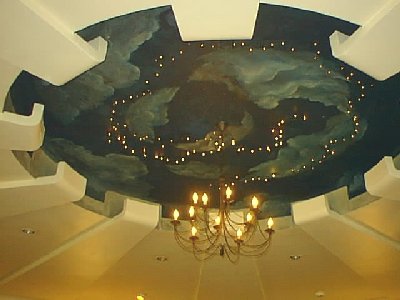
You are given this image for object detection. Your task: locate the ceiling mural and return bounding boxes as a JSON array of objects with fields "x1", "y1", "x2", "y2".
[{"x1": 9, "y1": 5, "x2": 400, "y2": 217}]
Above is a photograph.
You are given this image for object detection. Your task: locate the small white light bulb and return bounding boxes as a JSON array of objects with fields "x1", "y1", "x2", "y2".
[
  {"x1": 246, "y1": 212, "x2": 253, "y2": 223},
  {"x1": 226, "y1": 187, "x2": 232, "y2": 199},
  {"x1": 267, "y1": 217, "x2": 274, "y2": 229},
  {"x1": 192, "y1": 192, "x2": 198, "y2": 204},
  {"x1": 202, "y1": 193, "x2": 208, "y2": 206},
  {"x1": 189, "y1": 206, "x2": 195, "y2": 218},
  {"x1": 251, "y1": 196, "x2": 259, "y2": 209},
  {"x1": 236, "y1": 228, "x2": 243, "y2": 239},
  {"x1": 191, "y1": 226, "x2": 197, "y2": 236},
  {"x1": 173, "y1": 209, "x2": 179, "y2": 221}
]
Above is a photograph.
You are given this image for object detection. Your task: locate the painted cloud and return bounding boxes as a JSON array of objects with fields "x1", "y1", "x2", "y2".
[
  {"x1": 191, "y1": 48, "x2": 350, "y2": 112},
  {"x1": 44, "y1": 138, "x2": 151, "y2": 199},
  {"x1": 34, "y1": 9, "x2": 163, "y2": 125},
  {"x1": 125, "y1": 87, "x2": 180, "y2": 140}
]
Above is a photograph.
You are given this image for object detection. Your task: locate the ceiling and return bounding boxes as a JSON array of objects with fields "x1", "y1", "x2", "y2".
[
  {"x1": 8, "y1": 5, "x2": 400, "y2": 217},
  {"x1": 0, "y1": 1, "x2": 399, "y2": 300}
]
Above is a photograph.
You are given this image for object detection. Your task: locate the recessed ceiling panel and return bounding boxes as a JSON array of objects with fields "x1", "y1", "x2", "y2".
[{"x1": 8, "y1": 5, "x2": 400, "y2": 217}]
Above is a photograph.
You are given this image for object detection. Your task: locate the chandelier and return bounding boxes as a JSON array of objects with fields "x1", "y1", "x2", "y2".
[{"x1": 171, "y1": 122, "x2": 274, "y2": 263}]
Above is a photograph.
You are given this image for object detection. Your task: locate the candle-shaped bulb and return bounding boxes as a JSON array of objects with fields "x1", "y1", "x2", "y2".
[
  {"x1": 251, "y1": 196, "x2": 259, "y2": 209},
  {"x1": 191, "y1": 226, "x2": 197, "y2": 236},
  {"x1": 226, "y1": 186, "x2": 232, "y2": 199},
  {"x1": 173, "y1": 209, "x2": 179, "y2": 221},
  {"x1": 192, "y1": 192, "x2": 198, "y2": 204},
  {"x1": 202, "y1": 193, "x2": 208, "y2": 206},
  {"x1": 267, "y1": 217, "x2": 274, "y2": 229},
  {"x1": 236, "y1": 228, "x2": 243, "y2": 239},
  {"x1": 246, "y1": 212, "x2": 253, "y2": 223},
  {"x1": 189, "y1": 206, "x2": 195, "y2": 218},
  {"x1": 215, "y1": 215, "x2": 221, "y2": 226}
]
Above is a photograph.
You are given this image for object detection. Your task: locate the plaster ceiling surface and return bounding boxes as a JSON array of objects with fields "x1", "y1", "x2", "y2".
[
  {"x1": 1, "y1": 220, "x2": 399, "y2": 300},
  {"x1": 8, "y1": 5, "x2": 400, "y2": 218},
  {"x1": 1, "y1": 3, "x2": 400, "y2": 300},
  {"x1": 347, "y1": 197, "x2": 400, "y2": 242}
]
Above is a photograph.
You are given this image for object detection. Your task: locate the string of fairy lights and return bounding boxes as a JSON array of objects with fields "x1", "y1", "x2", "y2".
[{"x1": 105, "y1": 40, "x2": 372, "y2": 184}]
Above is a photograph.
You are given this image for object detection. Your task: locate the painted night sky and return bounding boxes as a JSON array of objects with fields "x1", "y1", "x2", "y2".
[{"x1": 9, "y1": 5, "x2": 400, "y2": 217}]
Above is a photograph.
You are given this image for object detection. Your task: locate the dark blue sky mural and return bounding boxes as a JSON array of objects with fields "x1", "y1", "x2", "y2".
[{"x1": 9, "y1": 5, "x2": 400, "y2": 217}]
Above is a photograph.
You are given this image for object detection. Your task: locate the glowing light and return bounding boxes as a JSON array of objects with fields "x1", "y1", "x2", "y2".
[
  {"x1": 236, "y1": 228, "x2": 243, "y2": 239},
  {"x1": 226, "y1": 187, "x2": 233, "y2": 199},
  {"x1": 267, "y1": 217, "x2": 274, "y2": 229},
  {"x1": 246, "y1": 212, "x2": 253, "y2": 223},
  {"x1": 202, "y1": 193, "x2": 208, "y2": 206},
  {"x1": 192, "y1": 192, "x2": 198, "y2": 204},
  {"x1": 191, "y1": 226, "x2": 197, "y2": 236},
  {"x1": 173, "y1": 209, "x2": 179, "y2": 220},
  {"x1": 251, "y1": 196, "x2": 259, "y2": 209},
  {"x1": 189, "y1": 206, "x2": 195, "y2": 218}
]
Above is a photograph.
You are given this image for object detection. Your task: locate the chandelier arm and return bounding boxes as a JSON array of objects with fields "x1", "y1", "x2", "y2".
[
  {"x1": 190, "y1": 236, "x2": 218, "y2": 244},
  {"x1": 188, "y1": 223, "x2": 222, "y2": 254},
  {"x1": 173, "y1": 225, "x2": 192, "y2": 240},
  {"x1": 174, "y1": 228, "x2": 219, "y2": 256},
  {"x1": 225, "y1": 202, "x2": 246, "y2": 226},
  {"x1": 174, "y1": 227, "x2": 197, "y2": 245},
  {"x1": 198, "y1": 230, "x2": 221, "y2": 252},
  {"x1": 175, "y1": 239, "x2": 195, "y2": 253},
  {"x1": 224, "y1": 214, "x2": 244, "y2": 240},
  {"x1": 192, "y1": 238, "x2": 220, "y2": 259},
  {"x1": 191, "y1": 242, "x2": 211, "y2": 261},
  {"x1": 203, "y1": 228, "x2": 214, "y2": 244},
  {"x1": 224, "y1": 243, "x2": 240, "y2": 264},
  {"x1": 222, "y1": 227, "x2": 241, "y2": 256},
  {"x1": 173, "y1": 224, "x2": 206, "y2": 243},
  {"x1": 202, "y1": 208, "x2": 220, "y2": 244},
  {"x1": 234, "y1": 222, "x2": 273, "y2": 255},
  {"x1": 239, "y1": 238, "x2": 271, "y2": 251},
  {"x1": 242, "y1": 225, "x2": 272, "y2": 247},
  {"x1": 222, "y1": 209, "x2": 238, "y2": 236},
  {"x1": 174, "y1": 221, "x2": 222, "y2": 242},
  {"x1": 196, "y1": 223, "x2": 219, "y2": 245},
  {"x1": 225, "y1": 215, "x2": 238, "y2": 234},
  {"x1": 173, "y1": 222, "x2": 191, "y2": 233},
  {"x1": 204, "y1": 224, "x2": 218, "y2": 244},
  {"x1": 225, "y1": 213, "x2": 246, "y2": 226},
  {"x1": 173, "y1": 223, "x2": 216, "y2": 247},
  {"x1": 243, "y1": 240, "x2": 270, "y2": 251},
  {"x1": 243, "y1": 223, "x2": 257, "y2": 241},
  {"x1": 224, "y1": 243, "x2": 240, "y2": 260},
  {"x1": 188, "y1": 222, "x2": 219, "y2": 244},
  {"x1": 173, "y1": 220, "x2": 272, "y2": 258},
  {"x1": 195, "y1": 207, "x2": 207, "y2": 222},
  {"x1": 256, "y1": 220, "x2": 273, "y2": 241},
  {"x1": 192, "y1": 248, "x2": 218, "y2": 261},
  {"x1": 239, "y1": 241, "x2": 272, "y2": 257},
  {"x1": 240, "y1": 238, "x2": 272, "y2": 249},
  {"x1": 195, "y1": 214, "x2": 205, "y2": 223},
  {"x1": 174, "y1": 232, "x2": 201, "y2": 253},
  {"x1": 238, "y1": 247, "x2": 270, "y2": 257}
]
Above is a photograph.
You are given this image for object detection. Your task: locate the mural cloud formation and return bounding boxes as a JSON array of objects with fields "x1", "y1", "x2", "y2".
[{"x1": 34, "y1": 9, "x2": 164, "y2": 125}]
